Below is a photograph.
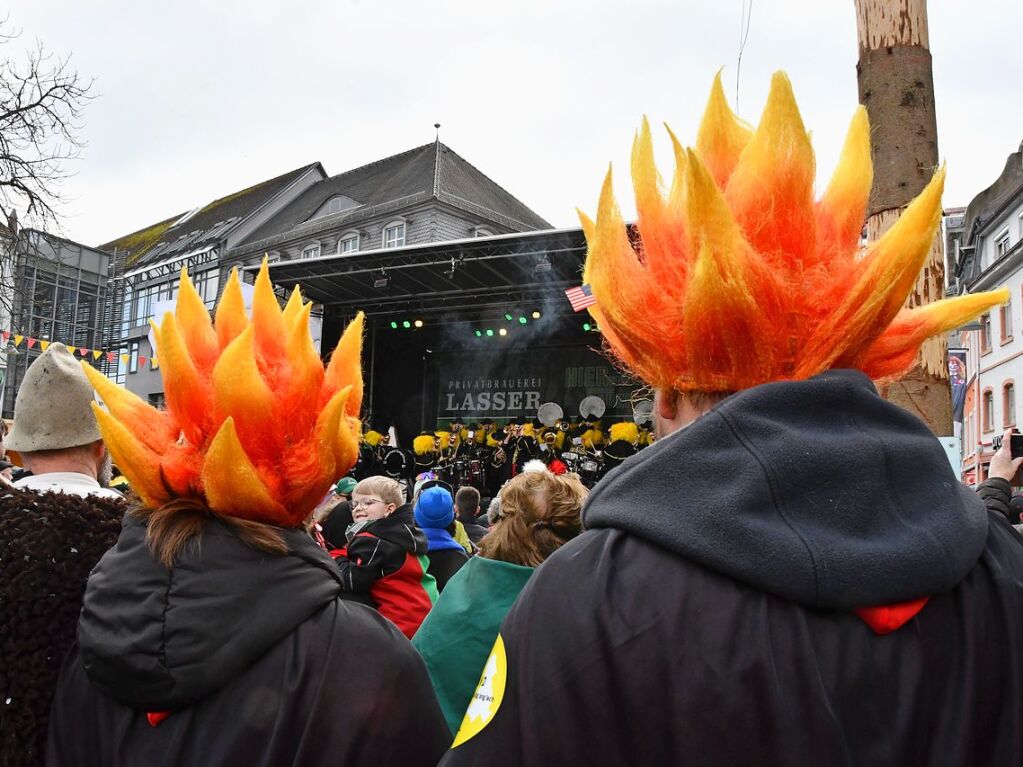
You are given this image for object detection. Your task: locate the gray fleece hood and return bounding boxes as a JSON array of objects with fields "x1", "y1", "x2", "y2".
[{"x1": 584, "y1": 369, "x2": 987, "y2": 609}]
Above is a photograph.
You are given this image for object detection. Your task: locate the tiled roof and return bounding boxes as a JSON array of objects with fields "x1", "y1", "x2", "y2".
[
  {"x1": 98, "y1": 163, "x2": 320, "y2": 267},
  {"x1": 240, "y1": 142, "x2": 551, "y2": 247}
]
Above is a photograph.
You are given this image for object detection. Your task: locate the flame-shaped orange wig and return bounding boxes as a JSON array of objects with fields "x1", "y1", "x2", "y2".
[
  {"x1": 581, "y1": 71, "x2": 1008, "y2": 393},
  {"x1": 82, "y1": 259, "x2": 363, "y2": 527}
]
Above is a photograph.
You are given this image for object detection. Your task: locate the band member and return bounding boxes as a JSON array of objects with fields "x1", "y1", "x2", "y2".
[
  {"x1": 414, "y1": 432, "x2": 440, "y2": 474},
  {"x1": 601, "y1": 422, "x2": 640, "y2": 478}
]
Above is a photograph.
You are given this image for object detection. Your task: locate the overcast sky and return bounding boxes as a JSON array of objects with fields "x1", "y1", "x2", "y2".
[{"x1": 10, "y1": 1, "x2": 1023, "y2": 246}]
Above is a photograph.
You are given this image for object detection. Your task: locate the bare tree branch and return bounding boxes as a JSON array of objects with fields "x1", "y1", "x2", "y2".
[{"x1": 0, "y1": 15, "x2": 94, "y2": 232}]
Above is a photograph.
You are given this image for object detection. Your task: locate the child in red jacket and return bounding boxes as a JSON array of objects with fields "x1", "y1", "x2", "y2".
[{"x1": 332, "y1": 476, "x2": 438, "y2": 637}]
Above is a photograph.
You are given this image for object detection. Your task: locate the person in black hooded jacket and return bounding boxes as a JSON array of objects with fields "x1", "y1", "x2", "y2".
[
  {"x1": 46, "y1": 265, "x2": 448, "y2": 767},
  {"x1": 441, "y1": 73, "x2": 1023, "y2": 765}
]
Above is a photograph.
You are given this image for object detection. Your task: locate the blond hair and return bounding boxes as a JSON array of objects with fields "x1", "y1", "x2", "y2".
[
  {"x1": 353, "y1": 476, "x2": 404, "y2": 507},
  {"x1": 478, "y1": 471, "x2": 586, "y2": 567}
]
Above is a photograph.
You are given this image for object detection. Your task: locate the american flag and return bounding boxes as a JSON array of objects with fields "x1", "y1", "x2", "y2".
[{"x1": 565, "y1": 284, "x2": 597, "y2": 312}]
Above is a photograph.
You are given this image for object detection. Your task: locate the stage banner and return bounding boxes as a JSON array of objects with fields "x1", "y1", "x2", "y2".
[{"x1": 434, "y1": 346, "x2": 638, "y2": 425}]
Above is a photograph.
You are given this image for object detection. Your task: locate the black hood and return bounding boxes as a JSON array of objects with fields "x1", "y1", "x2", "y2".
[
  {"x1": 361, "y1": 503, "x2": 428, "y2": 555},
  {"x1": 78, "y1": 515, "x2": 343, "y2": 711},
  {"x1": 584, "y1": 369, "x2": 988, "y2": 609}
]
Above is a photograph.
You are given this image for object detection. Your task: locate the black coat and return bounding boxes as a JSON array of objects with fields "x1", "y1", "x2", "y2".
[
  {"x1": 46, "y1": 515, "x2": 448, "y2": 767},
  {"x1": 442, "y1": 370, "x2": 1023, "y2": 765},
  {"x1": 425, "y1": 547, "x2": 469, "y2": 592}
]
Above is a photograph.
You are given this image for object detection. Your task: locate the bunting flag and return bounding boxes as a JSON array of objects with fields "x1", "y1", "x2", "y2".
[{"x1": 0, "y1": 331, "x2": 204, "y2": 373}]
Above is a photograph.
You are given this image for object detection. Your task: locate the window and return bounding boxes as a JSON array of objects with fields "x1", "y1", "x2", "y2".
[
  {"x1": 310, "y1": 195, "x2": 360, "y2": 220},
  {"x1": 996, "y1": 229, "x2": 1011, "y2": 258},
  {"x1": 1002, "y1": 299, "x2": 1014, "y2": 342},
  {"x1": 983, "y1": 389, "x2": 994, "y2": 432},
  {"x1": 383, "y1": 222, "x2": 406, "y2": 249},
  {"x1": 128, "y1": 341, "x2": 140, "y2": 374},
  {"x1": 301, "y1": 244, "x2": 321, "y2": 259},
  {"x1": 475, "y1": 227, "x2": 495, "y2": 238},
  {"x1": 148, "y1": 392, "x2": 166, "y2": 409},
  {"x1": 981, "y1": 313, "x2": 992, "y2": 353},
  {"x1": 338, "y1": 233, "x2": 359, "y2": 254},
  {"x1": 1004, "y1": 383, "x2": 1016, "y2": 427}
]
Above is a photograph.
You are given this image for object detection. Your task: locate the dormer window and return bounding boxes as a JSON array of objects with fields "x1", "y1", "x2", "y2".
[
  {"x1": 310, "y1": 195, "x2": 360, "y2": 220},
  {"x1": 383, "y1": 221, "x2": 406, "y2": 249},
  {"x1": 474, "y1": 226, "x2": 495, "y2": 238},
  {"x1": 301, "y1": 243, "x2": 321, "y2": 259}
]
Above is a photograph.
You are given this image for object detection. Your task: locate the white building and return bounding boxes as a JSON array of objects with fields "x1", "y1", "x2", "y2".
[{"x1": 954, "y1": 140, "x2": 1023, "y2": 482}]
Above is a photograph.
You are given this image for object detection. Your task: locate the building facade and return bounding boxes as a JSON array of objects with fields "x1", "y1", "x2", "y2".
[
  {"x1": 953, "y1": 140, "x2": 1023, "y2": 483},
  {"x1": 0, "y1": 229, "x2": 113, "y2": 417},
  {"x1": 99, "y1": 141, "x2": 551, "y2": 404}
]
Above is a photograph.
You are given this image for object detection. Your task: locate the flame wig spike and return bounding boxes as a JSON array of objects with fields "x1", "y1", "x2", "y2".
[
  {"x1": 91, "y1": 403, "x2": 170, "y2": 509},
  {"x1": 583, "y1": 71, "x2": 1007, "y2": 393},
  {"x1": 215, "y1": 268, "x2": 248, "y2": 349},
  {"x1": 251, "y1": 257, "x2": 288, "y2": 369},
  {"x1": 323, "y1": 312, "x2": 364, "y2": 418},
  {"x1": 80, "y1": 362, "x2": 177, "y2": 454},
  {"x1": 695, "y1": 70, "x2": 753, "y2": 188},
  {"x1": 83, "y1": 267, "x2": 364, "y2": 528},
  {"x1": 175, "y1": 266, "x2": 219, "y2": 376},
  {"x1": 282, "y1": 285, "x2": 305, "y2": 325}
]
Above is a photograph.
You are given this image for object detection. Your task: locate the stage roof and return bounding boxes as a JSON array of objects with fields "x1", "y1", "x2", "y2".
[{"x1": 255, "y1": 228, "x2": 588, "y2": 322}]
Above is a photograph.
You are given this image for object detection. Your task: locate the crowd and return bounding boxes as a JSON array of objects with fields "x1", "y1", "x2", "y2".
[{"x1": 2, "y1": 70, "x2": 1023, "y2": 766}]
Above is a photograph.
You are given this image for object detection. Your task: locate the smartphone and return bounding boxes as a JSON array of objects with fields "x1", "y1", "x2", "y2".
[{"x1": 993, "y1": 433, "x2": 1023, "y2": 458}]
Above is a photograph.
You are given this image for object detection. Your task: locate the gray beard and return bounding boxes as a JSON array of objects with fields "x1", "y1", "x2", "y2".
[{"x1": 97, "y1": 452, "x2": 113, "y2": 487}]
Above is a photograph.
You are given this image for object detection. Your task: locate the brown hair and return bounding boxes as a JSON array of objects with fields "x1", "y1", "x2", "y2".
[
  {"x1": 130, "y1": 499, "x2": 288, "y2": 568},
  {"x1": 353, "y1": 476, "x2": 404, "y2": 508},
  {"x1": 455, "y1": 485, "x2": 481, "y2": 519},
  {"x1": 478, "y1": 471, "x2": 586, "y2": 567}
]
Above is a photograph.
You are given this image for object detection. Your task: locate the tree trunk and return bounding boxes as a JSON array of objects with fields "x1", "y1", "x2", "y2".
[{"x1": 854, "y1": 0, "x2": 950, "y2": 435}]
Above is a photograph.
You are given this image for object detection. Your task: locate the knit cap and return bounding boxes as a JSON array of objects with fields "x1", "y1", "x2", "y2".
[{"x1": 414, "y1": 485, "x2": 454, "y2": 529}]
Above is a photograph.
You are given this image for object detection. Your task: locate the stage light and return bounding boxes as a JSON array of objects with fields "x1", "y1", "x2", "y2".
[
  {"x1": 485, "y1": 329, "x2": 494, "y2": 337},
  {"x1": 532, "y1": 310, "x2": 541, "y2": 319},
  {"x1": 499, "y1": 328, "x2": 508, "y2": 337},
  {"x1": 583, "y1": 322, "x2": 591, "y2": 331},
  {"x1": 390, "y1": 321, "x2": 398, "y2": 329},
  {"x1": 504, "y1": 313, "x2": 513, "y2": 321},
  {"x1": 475, "y1": 330, "x2": 482, "y2": 337},
  {"x1": 414, "y1": 319, "x2": 423, "y2": 328},
  {"x1": 374, "y1": 271, "x2": 390, "y2": 289},
  {"x1": 402, "y1": 320, "x2": 411, "y2": 329},
  {"x1": 518, "y1": 316, "x2": 527, "y2": 324}
]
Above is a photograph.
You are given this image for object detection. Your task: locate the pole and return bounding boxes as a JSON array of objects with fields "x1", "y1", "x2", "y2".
[{"x1": 854, "y1": 0, "x2": 951, "y2": 435}]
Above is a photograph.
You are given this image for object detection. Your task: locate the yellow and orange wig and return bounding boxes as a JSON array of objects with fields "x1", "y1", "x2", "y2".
[
  {"x1": 581, "y1": 71, "x2": 1007, "y2": 393},
  {"x1": 81, "y1": 260, "x2": 363, "y2": 528}
]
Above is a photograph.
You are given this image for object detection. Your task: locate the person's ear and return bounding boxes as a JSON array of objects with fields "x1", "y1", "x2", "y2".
[
  {"x1": 655, "y1": 389, "x2": 678, "y2": 420},
  {"x1": 385, "y1": 503, "x2": 397, "y2": 516}
]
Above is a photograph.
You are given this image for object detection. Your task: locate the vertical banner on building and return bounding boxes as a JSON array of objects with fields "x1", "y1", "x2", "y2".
[{"x1": 949, "y1": 348, "x2": 967, "y2": 424}]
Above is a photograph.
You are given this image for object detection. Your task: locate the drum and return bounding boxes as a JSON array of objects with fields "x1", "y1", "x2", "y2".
[
  {"x1": 382, "y1": 447, "x2": 414, "y2": 480},
  {"x1": 580, "y1": 460, "x2": 599, "y2": 474}
]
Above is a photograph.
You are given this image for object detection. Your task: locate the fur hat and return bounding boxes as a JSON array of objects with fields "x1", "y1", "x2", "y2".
[{"x1": 7, "y1": 344, "x2": 102, "y2": 452}]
